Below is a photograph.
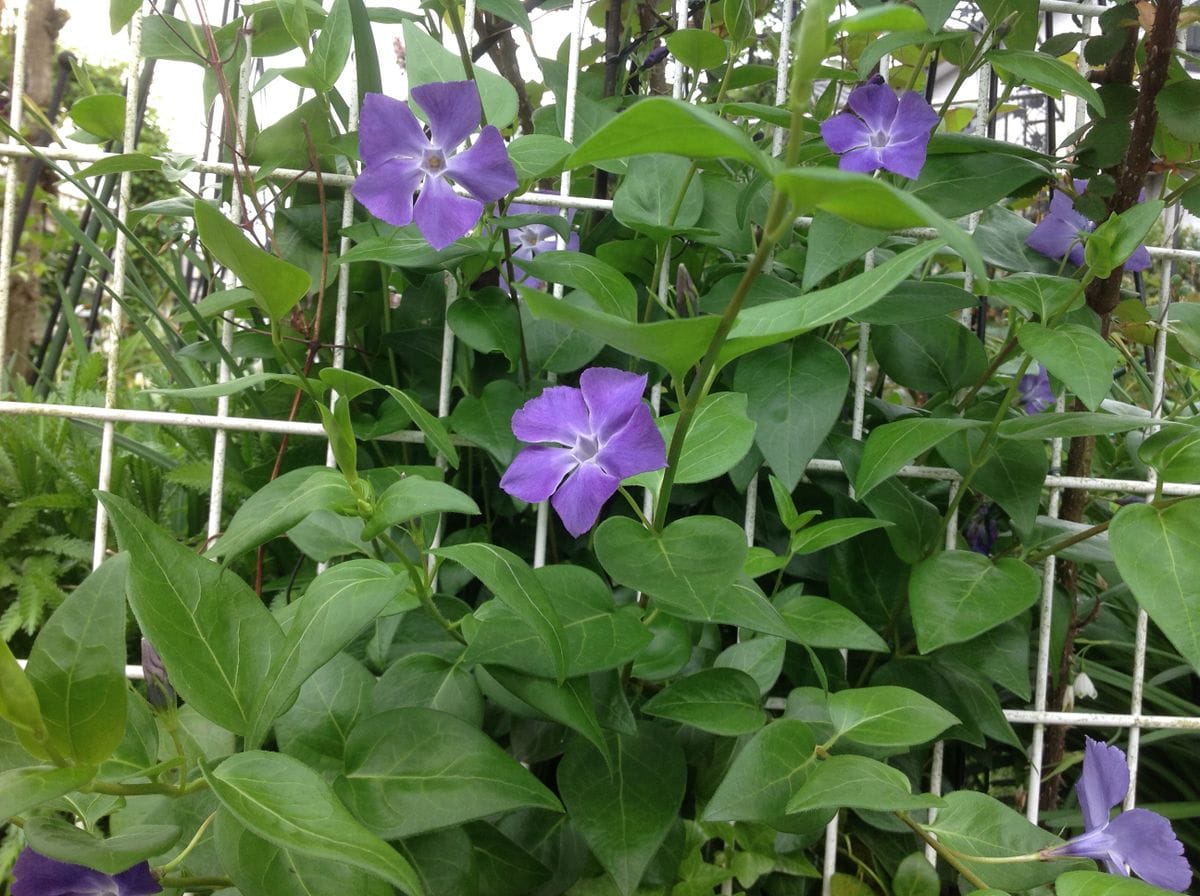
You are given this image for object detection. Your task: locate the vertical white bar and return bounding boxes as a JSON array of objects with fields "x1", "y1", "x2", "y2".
[
  {"x1": 924, "y1": 740, "x2": 945, "y2": 864},
  {"x1": 92, "y1": 11, "x2": 143, "y2": 568},
  {"x1": 0, "y1": 0, "x2": 32, "y2": 390},
  {"x1": 771, "y1": 0, "x2": 795, "y2": 157}
]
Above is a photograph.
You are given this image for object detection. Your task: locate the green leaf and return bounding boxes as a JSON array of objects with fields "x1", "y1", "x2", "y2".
[
  {"x1": 402, "y1": 22, "x2": 518, "y2": 128},
  {"x1": 1138, "y1": 424, "x2": 1200, "y2": 482},
  {"x1": 558, "y1": 724, "x2": 686, "y2": 896},
  {"x1": 997, "y1": 411, "x2": 1153, "y2": 440},
  {"x1": 646, "y1": 391, "x2": 756, "y2": 485},
  {"x1": 152, "y1": 371, "x2": 320, "y2": 400},
  {"x1": 909, "y1": 152, "x2": 1048, "y2": 218},
  {"x1": 1057, "y1": 871, "x2": 1182, "y2": 896},
  {"x1": 909, "y1": 551, "x2": 1040, "y2": 652},
  {"x1": 0, "y1": 637, "x2": 46, "y2": 742},
  {"x1": 937, "y1": 430, "x2": 1048, "y2": 532},
  {"x1": 785, "y1": 755, "x2": 943, "y2": 813},
  {"x1": 666, "y1": 29, "x2": 728, "y2": 69},
  {"x1": 336, "y1": 708, "x2": 562, "y2": 839},
  {"x1": 893, "y1": 853, "x2": 940, "y2": 896},
  {"x1": 834, "y1": 5, "x2": 927, "y2": 32},
  {"x1": 70, "y1": 94, "x2": 126, "y2": 141},
  {"x1": 926, "y1": 791, "x2": 1078, "y2": 891},
  {"x1": 506, "y1": 134, "x2": 573, "y2": 180},
  {"x1": 1110, "y1": 501, "x2": 1200, "y2": 675},
  {"x1": 723, "y1": 0, "x2": 754, "y2": 46},
  {"x1": 1018, "y1": 322, "x2": 1120, "y2": 411},
  {"x1": 520, "y1": 286, "x2": 720, "y2": 382},
  {"x1": 207, "y1": 466, "x2": 358, "y2": 560},
  {"x1": 703, "y1": 719, "x2": 817, "y2": 822},
  {"x1": 362, "y1": 477, "x2": 479, "y2": 540},
  {"x1": 463, "y1": 565, "x2": 650, "y2": 677},
  {"x1": 476, "y1": 0, "x2": 532, "y2": 29},
  {"x1": 789, "y1": 518, "x2": 893, "y2": 556},
  {"x1": 721, "y1": 241, "x2": 947, "y2": 365},
  {"x1": 873, "y1": 317, "x2": 988, "y2": 393},
  {"x1": 25, "y1": 554, "x2": 128, "y2": 764},
  {"x1": 110, "y1": 0, "x2": 141, "y2": 32},
  {"x1": 642, "y1": 668, "x2": 766, "y2": 735},
  {"x1": 518, "y1": 251, "x2": 637, "y2": 320},
  {"x1": 772, "y1": 169, "x2": 985, "y2": 281},
  {"x1": 436, "y1": 543, "x2": 568, "y2": 682},
  {"x1": 568, "y1": 98, "x2": 770, "y2": 172},
  {"x1": 23, "y1": 818, "x2": 180, "y2": 876},
  {"x1": 775, "y1": 590, "x2": 889, "y2": 652},
  {"x1": 77, "y1": 152, "x2": 163, "y2": 179},
  {"x1": 855, "y1": 417, "x2": 986, "y2": 497},
  {"x1": 990, "y1": 272, "x2": 1082, "y2": 320},
  {"x1": 1158, "y1": 79, "x2": 1200, "y2": 143},
  {"x1": 0, "y1": 765, "x2": 97, "y2": 823},
  {"x1": 613, "y1": 155, "x2": 706, "y2": 239},
  {"x1": 97, "y1": 492, "x2": 285, "y2": 736},
  {"x1": 194, "y1": 200, "x2": 311, "y2": 320},
  {"x1": 827, "y1": 686, "x2": 958, "y2": 748},
  {"x1": 203, "y1": 751, "x2": 422, "y2": 895},
  {"x1": 310, "y1": 0, "x2": 352, "y2": 90},
  {"x1": 383, "y1": 386, "x2": 460, "y2": 467},
  {"x1": 1087, "y1": 200, "x2": 1165, "y2": 278},
  {"x1": 733, "y1": 337, "x2": 849, "y2": 491},
  {"x1": 851, "y1": 281, "x2": 977, "y2": 325},
  {"x1": 801, "y1": 212, "x2": 889, "y2": 291},
  {"x1": 449, "y1": 380, "x2": 524, "y2": 465},
  {"x1": 486, "y1": 668, "x2": 608, "y2": 757},
  {"x1": 275, "y1": 653, "x2": 374, "y2": 773},
  {"x1": 375, "y1": 653, "x2": 483, "y2": 726},
  {"x1": 249, "y1": 561, "x2": 412, "y2": 747},
  {"x1": 988, "y1": 49, "x2": 1105, "y2": 114}
]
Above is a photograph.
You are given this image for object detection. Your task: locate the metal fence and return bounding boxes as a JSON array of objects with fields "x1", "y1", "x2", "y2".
[{"x1": 0, "y1": 1, "x2": 1198, "y2": 893}]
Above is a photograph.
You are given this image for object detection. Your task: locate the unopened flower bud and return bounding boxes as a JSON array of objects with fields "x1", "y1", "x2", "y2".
[
  {"x1": 141, "y1": 638, "x2": 175, "y2": 710},
  {"x1": 675, "y1": 264, "x2": 697, "y2": 318}
]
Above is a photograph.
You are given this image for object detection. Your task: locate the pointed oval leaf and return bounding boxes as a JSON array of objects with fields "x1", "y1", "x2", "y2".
[
  {"x1": 1017, "y1": 322, "x2": 1120, "y2": 411},
  {"x1": 702, "y1": 719, "x2": 817, "y2": 822},
  {"x1": 0, "y1": 765, "x2": 97, "y2": 823},
  {"x1": 827, "y1": 686, "x2": 958, "y2": 749},
  {"x1": 785, "y1": 755, "x2": 944, "y2": 814},
  {"x1": 362, "y1": 477, "x2": 479, "y2": 540},
  {"x1": 856, "y1": 417, "x2": 986, "y2": 497},
  {"x1": 642, "y1": 668, "x2": 766, "y2": 735}
]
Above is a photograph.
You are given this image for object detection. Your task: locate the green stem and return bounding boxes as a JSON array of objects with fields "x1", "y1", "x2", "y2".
[
  {"x1": 157, "y1": 812, "x2": 217, "y2": 875},
  {"x1": 443, "y1": 0, "x2": 478, "y2": 93},
  {"x1": 378, "y1": 533, "x2": 466, "y2": 643},
  {"x1": 88, "y1": 778, "x2": 207, "y2": 797},
  {"x1": 936, "y1": 18, "x2": 999, "y2": 120},
  {"x1": 158, "y1": 876, "x2": 233, "y2": 890},
  {"x1": 895, "y1": 812, "x2": 992, "y2": 890}
]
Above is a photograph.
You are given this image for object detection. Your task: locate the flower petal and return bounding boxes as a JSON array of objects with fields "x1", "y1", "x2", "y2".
[
  {"x1": 411, "y1": 80, "x2": 481, "y2": 153},
  {"x1": 358, "y1": 93, "x2": 429, "y2": 166},
  {"x1": 596, "y1": 403, "x2": 667, "y2": 480},
  {"x1": 1077, "y1": 737, "x2": 1129, "y2": 831},
  {"x1": 511, "y1": 384, "x2": 590, "y2": 445},
  {"x1": 847, "y1": 81, "x2": 899, "y2": 133},
  {"x1": 445, "y1": 125, "x2": 518, "y2": 202},
  {"x1": 10, "y1": 849, "x2": 161, "y2": 896},
  {"x1": 580, "y1": 367, "x2": 649, "y2": 442},
  {"x1": 880, "y1": 133, "x2": 931, "y2": 179},
  {"x1": 837, "y1": 145, "x2": 886, "y2": 175},
  {"x1": 114, "y1": 862, "x2": 165, "y2": 896},
  {"x1": 1027, "y1": 212, "x2": 1083, "y2": 264},
  {"x1": 820, "y1": 112, "x2": 871, "y2": 154},
  {"x1": 1105, "y1": 809, "x2": 1192, "y2": 892},
  {"x1": 500, "y1": 444, "x2": 578, "y2": 503},
  {"x1": 413, "y1": 173, "x2": 483, "y2": 250},
  {"x1": 351, "y1": 158, "x2": 424, "y2": 228},
  {"x1": 550, "y1": 461, "x2": 621, "y2": 537},
  {"x1": 1125, "y1": 244, "x2": 1152, "y2": 272},
  {"x1": 889, "y1": 91, "x2": 940, "y2": 143}
]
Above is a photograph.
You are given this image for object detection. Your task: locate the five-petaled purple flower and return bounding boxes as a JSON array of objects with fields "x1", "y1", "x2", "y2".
[
  {"x1": 500, "y1": 368, "x2": 666, "y2": 537},
  {"x1": 1040, "y1": 738, "x2": 1191, "y2": 891},
  {"x1": 820, "y1": 77, "x2": 939, "y2": 179},
  {"x1": 499, "y1": 198, "x2": 579, "y2": 291},
  {"x1": 1027, "y1": 180, "x2": 1152, "y2": 272},
  {"x1": 12, "y1": 849, "x2": 161, "y2": 896},
  {"x1": 352, "y1": 81, "x2": 518, "y2": 250},
  {"x1": 1018, "y1": 365, "x2": 1055, "y2": 414}
]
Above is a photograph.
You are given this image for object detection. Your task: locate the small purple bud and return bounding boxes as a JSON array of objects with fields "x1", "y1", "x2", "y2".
[
  {"x1": 675, "y1": 264, "x2": 697, "y2": 318},
  {"x1": 140, "y1": 638, "x2": 174, "y2": 710},
  {"x1": 642, "y1": 45, "x2": 669, "y2": 69},
  {"x1": 964, "y1": 503, "x2": 999, "y2": 555}
]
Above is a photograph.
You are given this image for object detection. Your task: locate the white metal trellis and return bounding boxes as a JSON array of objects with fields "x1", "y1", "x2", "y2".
[{"x1": 0, "y1": 0, "x2": 1197, "y2": 891}]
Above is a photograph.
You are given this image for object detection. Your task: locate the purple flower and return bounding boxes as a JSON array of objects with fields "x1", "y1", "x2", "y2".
[
  {"x1": 499, "y1": 199, "x2": 579, "y2": 291},
  {"x1": 819, "y1": 77, "x2": 939, "y2": 179},
  {"x1": 140, "y1": 637, "x2": 174, "y2": 710},
  {"x1": 12, "y1": 849, "x2": 161, "y2": 896},
  {"x1": 352, "y1": 81, "x2": 518, "y2": 250},
  {"x1": 1018, "y1": 365, "x2": 1055, "y2": 414},
  {"x1": 1027, "y1": 181, "x2": 1152, "y2": 272},
  {"x1": 500, "y1": 368, "x2": 667, "y2": 537},
  {"x1": 642, "y1": 45, "x2": 669, "y2": 69},
  {"x1": 1041, "y1": 738, "x2": 1191, "y2": 891},
  {"x1": 964, "y1": 503, "x2": 999, "y2": 555}
]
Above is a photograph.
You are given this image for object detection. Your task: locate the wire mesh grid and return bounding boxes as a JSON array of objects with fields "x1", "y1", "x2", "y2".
[{"x1": 0, "y1": 0, "x2": 1196, "y2": 890}]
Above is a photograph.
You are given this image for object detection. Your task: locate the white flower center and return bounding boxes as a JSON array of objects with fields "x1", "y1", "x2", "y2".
[
  {"x1": 572, "y1": 432, "x2": 600, "y2": 464},
  {"x1": 518, "y1": 227, "x2": 540, "y2": 248},
  {"x1": 421, "y1": 148, "x2": 447, "y2": 176},
  {"x1": 869, "y1": 130, "x2": 889, "y2": 149}
]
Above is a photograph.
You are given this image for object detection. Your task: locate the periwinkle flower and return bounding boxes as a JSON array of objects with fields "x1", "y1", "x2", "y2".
[
  {"x1": 352, "y1": 81, "x2": 518, "y2": 250},
  {"x1": 12, "y1": 849, "x2": 161, "y2": 896},
  {"x1": 1040, "y1": 738, "x2": 1191, "y2": 891},
  {"x1": 1018, "y1": 365, "x2": 1055, "y2": 414},
  {"x1": 140, "y1": 637, "x2": 174, "y2": 710},
  {"x1": 500, "y1": 368, "x2": 667, "y2": 537},
  {"x1": 1026, "y1": 180, "x2": 1151, "y2": 272},
  {"x1": 819, "y1": 77, "x2": 939, "y2": 179},
  {"x1": 499, "y1": 199, "x2": 579, "y2": 291},
  {"x1": 964, "y1": 503, "x2": 999, "y2": 555}
]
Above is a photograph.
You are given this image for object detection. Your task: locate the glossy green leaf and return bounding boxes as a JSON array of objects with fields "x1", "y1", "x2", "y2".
[
  {"x1": 801, "y1": 211, "x2": 889, "y2": 291},
  {"x1": 476, "y1": 0, "x2": 532, "y2": 29},
  {"x1": 873, "y1": 317, "x2": 988, "y2": 393},
  {"x1": 937, "y1": 430, "x2": 1048, "y2": 532},
  {"x1": 506, "y1": 134, "x2": 573, "y2": 180},
  {"x1": 558, "y1": 724, "x2": 686, "y2": 896},
  {"x1": 382, "y1": 386, "x2": 460, "y2": 467},
  {"x1": 775, "y1": 591, "x2": 889, "y2": 652},
  {"x1": 310, "y1": 0, "x2": 352, "y2": 90},
  {"x1": 25, "y1": 554, "x2": 128, "y2": 764},
  {"x1": 613, "y1": 155, "x2": 705, "y2": 239},
  {"x1": 772, "y1": 169, "x2": 985, "y2": 280},
  {"x1": 519, "y1": 251, "x2": 637, "y2": 320},
  {"x1": 1138, "y1": 424, "x2": 1200, "y2": 482},
  {"x1": 833, "y1": 5, "x2": 927, "y2": 32},
  {"x1": 110, "y1": 0, "x2": 141, "y2": 32},
  {"x1": 77, "y1": 152, "x2": 163, "y2": 179},
  {"x1": 0, "y1": 638, "x2": 45, "y2": 743},
  {"x1": 70, "y1": 94, "x2": 126, "y2": 142},
  {"x1": 733, "y1": 337, "x2": 849, "y2": 491},
  {"x1": 337, "y1": 708, "x2": 561, "y2": 838},
  {"x1": 989, "y1": 49, "x2": 1105, "y2": 114},
  {"x1": 204, "y1": 751, "x2": 422, "y2": 895},
  {"x1": 0, "y1": 765, "x2": 97, "y2": 823},
  {"x1": 855, "y1": 417, "x2": 986, "y2": 497},
  {"x1": 645, "y1": 391, "x2": 756, "y2": 485},
  {"x1": 98, "y1": 492, "x2": 285, "y2": 736},
  {"x1": 194, "y1": 199, "x2": 311, "y2": 321},
  {"x1": 486, "y1": 668, "x2": 608, "y2": 757},
  {"x1": 785, "y1": 755, "x2": 943, "y2": 813},
  {"x1": 275, "y1": 652, "x2": 375, "y2": 773},
  {"x1": 1110, "y1": 501, "x2": 1200, "y2": 674},
  {"x1": 827, "y1": 686, "x2": 958, "y2": 748},
  {"x1": 909, "y1": 551, "x2": 1040, "y2": 652},
  {"x1": 1056, "y1": 871, "x2": 1180, "y2": 896},
  {"x1": 893, "y1": 853, "x2": 940, "y2": 896},
  {"x1": 642, "y1": 668, "x2": 766, "y2": 735},
  {"x1": 1087, "y1": 200, "x2": 1165, "y2": 278},
  {"x1": 568, "y1": 98, "x2": 770, "y2": 172},
  {"x1": 362, "y1": 477, "x2": 479, "y2": 540},
  {"x1": 1018, "y1": 322, "x2": 1120, "y2": 411},
  {"x1": 909, "y1": 152, "x2": 1048, "y2": 218},
  {"x1": 374, "y1": 653, "x2": 483, "y2": 726},
  {"x1": 789, "y1": 518, "x2": 893, "y2": 556},
  {"x1": 703, "y1": 719, "x2": 817, "y2": 822},
  {"x1": 436, "y1": 543, "x2": 568, "y2": 682},
  {"x1": 990, "y1": 272, "x2": 1082, "y2": 320},
  {"x1": 1158, "y1": 80, "x2": 1200, "y2": 143},
  {"x1": 997, "y1": 411, "x2": 1153, "y2": 440},
  {"x1": 666, "y1": 28, "x2": 728, "y2": 69},
  {"x1": 851, "y1": 281, "x2": 977, "y2": 325},
  {"x1": 23, "y1": 818, "x2": 180, "y2": 875},
  {"x1": 207, "y1": 466, "x2": 357, "y2": 560},
  {"x1": 402, "y1": 22, "x2": 517, "y2": 128}
]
